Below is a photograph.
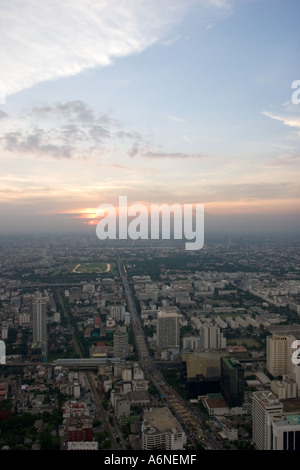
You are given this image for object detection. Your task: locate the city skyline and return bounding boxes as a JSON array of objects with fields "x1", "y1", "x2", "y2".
[{"x1": 0, "y1": 0, "x2": 300, "y2": 236}]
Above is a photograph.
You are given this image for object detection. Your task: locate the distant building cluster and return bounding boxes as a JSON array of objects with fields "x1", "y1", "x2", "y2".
[{"x1": 1, "y1": 236, "x2": 300, "y2": 450}]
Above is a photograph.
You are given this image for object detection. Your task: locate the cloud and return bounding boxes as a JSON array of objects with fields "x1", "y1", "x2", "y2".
[
  {"x1": 1, "y1": 129, "x2": 74, "y2": 159},
  {"x1": 128, "y1": 144, "x2": 140, "y2": 158},
  {"x1": 140, "y1": 150, "x2": 207, "y2": 159},
  {"x1": 204, "y1": 182, "x2": 300, "y2": 201},
  {"x1": 127, "y1": 142, "x2": 207, "y2": 159},
  {"x1": 0, "y1": 110, "x2": 8, "y2": 120},
  {"x1": 88, "y1": 125, "x2": 111, "y2": 142},
  {"x1": 266, "y1": 154, "x2": 300, "y2": 168},
  {"x1": 0, "y1": 0, "x2": 196, "y2": 96},
  {"x1": 168, "y1": 115, "x2": 185, "y2": 123},
  {"x1": 0, "y1": 100, "x2": 145, "y2": 160},
  {"x1": 0, "y1": 0, "x2": 234, "y2": 97},
  {"x1": 162, "y1": 36, "x2": 181, "y2": 47},
  {"x1": 2, "y1": 99, "x2": 202, "y2": 161},
  {"x1": 262, "y1": 111, "x2": 300, "y2": 130},
  {"x1": 31, "y1": 101, "x2": 117, "y2": 126}
]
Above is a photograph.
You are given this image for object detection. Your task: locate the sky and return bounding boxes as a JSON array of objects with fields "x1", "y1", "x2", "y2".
[{"x1": 0, "y1": 0, "x2": 300, "y2": 237}]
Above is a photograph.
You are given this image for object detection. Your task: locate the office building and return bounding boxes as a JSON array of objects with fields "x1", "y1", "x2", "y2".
[
  {"x1": 0, "y1": 340, "x2": 5, "y2": 364},
  {"x1": 110, "y1": 305, "x2": 125, "y2": 322},
  {"x1": 32, "y1": 297, "x2": 47, "y2": 360},
  {"x1": 1, "y1": 323, "x2": 8, "y2": 340},
  {"x1": 142, "y1": 407, "x2": 186, "y2": 450},
  {"x1": 252, "y1": 390, "x2": 283, "y2": 450},
  {"x1": 199, "y1": 325, "x2": 226, "y2": 350},
  {"x1": 266, "y1": 334, "x2": 295, "y2": 378},
  {"x1": 220, "y1": 357, "x2": 244, "y2": 408},
  {"x1": 182, "y1": 350, "x2": 226, "y2": 398},
  {"x1": 113, "y1": 330, "x2": 129, "y2": 359},
  {"x1": 226, "y1": 345, "x2": 249, "y2": 360},
  {"x1": 156, "y1": 311, "x2": 180, "y2": 349},
  {"x1": 271, "y1": 414, "x2": 300, "y2": 450},
  {"x1": 19, "y1": 313, "x2": 31, "y2": 326}
]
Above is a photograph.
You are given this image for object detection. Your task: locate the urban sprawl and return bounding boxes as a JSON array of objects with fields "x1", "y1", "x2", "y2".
[{"x1": 0, "y1": 235, "x2": 300, "y2": 451}]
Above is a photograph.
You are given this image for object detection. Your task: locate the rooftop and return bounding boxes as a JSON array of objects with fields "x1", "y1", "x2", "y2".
[
  {"x1": 286, "y1": 415, "x2": 300, "y2": 426},
  {"x1": 205, "y1": 394, "x2": 228, "y2": 409},
  {"x1": 157, "y1": 311, "x2": 181, "y2": 318},
  {"x1": 143, "y1": 407, "x2": 182, "y2": 434},
  {"x1": 283, "y1": 398, "x2": 300, "y2": 413},
  {"x1": 222, "y1": 357, "x2": 241, "y2": 369},
  {"x1": 227, "y1": 345, "x2": 248, "y2": 352}
]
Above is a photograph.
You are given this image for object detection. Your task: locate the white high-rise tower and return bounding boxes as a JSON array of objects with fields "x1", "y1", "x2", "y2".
[{"x1": 33, "y1": 295, "x2": 47, "y2": 360}]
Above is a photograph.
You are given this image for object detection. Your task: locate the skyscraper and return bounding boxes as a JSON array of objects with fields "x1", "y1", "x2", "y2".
[
  {"x1": 110, "y1": 305, "x2": 125, "y2": 322},
  {"x1": 252, "y1": 390, "x2": 283, "y2": 450},
  {"x1": 156, "y1": 311, "x2": 180, "y2": 350},
  {"x1": 113, "y1": 330, "x2": 129, "y2": 359},
  {"x1": 266, "y1": 334, "x2": 296, "y2": 378},
  {"x1": 220, "y1": 356, "x2": 244, "y2": 407},
  {"x1": 32, "y1": 296, "x2": 47, "y2": 360}
]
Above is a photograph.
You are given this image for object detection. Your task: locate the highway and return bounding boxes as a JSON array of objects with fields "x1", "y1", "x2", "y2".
[
  {"x1": 4, "y1": 257, "x2": 221, "y2": 450},
  {"x1": 116, "y1": 251, "x2": 221, "y2": 450}
]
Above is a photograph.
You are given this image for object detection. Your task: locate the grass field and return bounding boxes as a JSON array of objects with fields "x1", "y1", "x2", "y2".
[
  {"x1": 226, "y1": 337, "x2": 262, "y2": 349},
  {"x1": 71, "y1": 261, "x2": 117, "y2": 274}
]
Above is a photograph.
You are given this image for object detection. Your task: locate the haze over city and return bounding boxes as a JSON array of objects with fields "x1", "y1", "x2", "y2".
[
  {"x1": 0, "y1": 0, "x2": 299, "y2": 236},
  {"x1": 1, "y1": 1, "x2": 300, "y2": 454}
]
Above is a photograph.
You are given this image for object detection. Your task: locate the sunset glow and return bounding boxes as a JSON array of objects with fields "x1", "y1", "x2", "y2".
[{"x1": 0, "y1": 0, "x2": 299, "y2": 235}]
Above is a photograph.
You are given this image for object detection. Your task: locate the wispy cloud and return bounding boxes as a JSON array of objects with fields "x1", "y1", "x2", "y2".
[
  {"x1": 0, "y1": 0, "x2": 194, "y2": 96},
  {"x1": 1, "y1": 0, "x2": 234, "y2": 97},
  {"x1": 265, "y1": 154, "x2": 300, "y2": 168},
  {"x1": 143, "y1": 151, "x2": 206, "y2": 159},
  {"x1": 31, "y1": 101, "x2": 117, "y2": 126},
  {"x1": 168, "y1": 115, "x2": 185, "y2": 123},
  {"x1": 128, "y1": 147, "x2": 207, "y2": 159},
  {"x1": 262, "y1": 110, "x2": 300, "y2": 130},
  {"x1": 162, "y1": 36, "x2": 181, "y2": 47}
]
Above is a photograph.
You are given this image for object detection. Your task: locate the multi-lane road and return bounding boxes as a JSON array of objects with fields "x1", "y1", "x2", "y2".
[
  {"x1": 117, "y1": 252, "x2": 222, "y2": 450},
  {"x1": 4, "y1": 255, "x2": 221, "y2": 450}
]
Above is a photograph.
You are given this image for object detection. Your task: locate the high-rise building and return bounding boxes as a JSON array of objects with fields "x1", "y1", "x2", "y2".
[
  {"x1": 271, "y1": 414, "x2": 300, "y2": 450},
  {"x1": 266, "y1": 334, "x2": 295, "y2": 378},
  {"x1": 65, "y1": 416, "x2": 93, "y2": 442},
  {"x1": 1, "y1": 322, "x2": 8, "y2": 340},
  {"x1": 0, "y1": 340, "x2": 5, "y2": 364},
  {"x1": 156, "y1": 311, "x2": 180, "y2": 349},
  {"x1": 110, "y1": 305, "x2": 125, "y2": 322},
  {"x1": 252, "y1": 390, "x2": 283, "y2": 450},
  {"x1": 32, "y1": 296, "x2": 47, "y2": 360},
  {"x1": 220, "y1": 357, "x2": 244, "y2": 407},
  {"x1": 142, "y1": 407, "x2": 186, "y2": 450},
  {"x1": 199, "y1": 325, "x2": 226, "y2": 350},
  {"x1": 182, "y1": 350, "x2": 226, "y2": 398},
  {"x1": 113, "y1": 330, "x2": 129, "y2": 359}
]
